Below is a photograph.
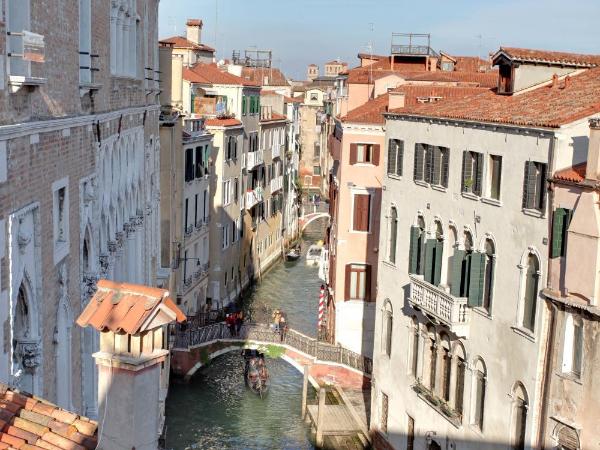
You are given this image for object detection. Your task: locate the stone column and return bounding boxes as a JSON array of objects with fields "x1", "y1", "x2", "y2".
[
  {"x1": 448, "y1": 355, "x2": 458, "y2": 407},
  {"x1": 416, "y1": 331, "x2": 426, "y2": 382}
]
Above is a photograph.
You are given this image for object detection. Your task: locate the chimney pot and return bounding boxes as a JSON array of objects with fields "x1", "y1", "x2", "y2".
[
  {"x1": 186, "y1": 19, "x2": 203, "y2": 45},
  {"x1": 563, "y1": 75, "x2": 571, "y2": 89},
  {"x1": 551, "y1": 73, "x2": 559, "y2": 88},
  {"x1": 585, "y1": 119, "x2": 600, "y2": 181}
]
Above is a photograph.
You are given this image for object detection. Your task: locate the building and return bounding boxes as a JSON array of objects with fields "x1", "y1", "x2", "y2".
[
  {"x1": 160, "y1": 19, "x2": 216, "y2": 66},
  {"x1": 307, "y1": 64, "x2": 319, "y2": 81},
  {"x1": 324, "y1": 60, "x2": 348, "y2": 77},
  {"x1": 0, "y1": 0, "x2": 161, "y2": 418},
  {"x1": 539, "y1": 120, "x2": 600, "y2": 449},
  {"x1": 370, "y1": 48, "x2": 600, "y2": 450}
]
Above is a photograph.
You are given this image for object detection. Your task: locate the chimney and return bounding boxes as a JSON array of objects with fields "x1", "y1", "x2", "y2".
[
  {"x1": 388, "y1": 91, "x2": 405, "y2": 110},
  {"x1": 551, "y1": 73, "x2": 559, "y2": 88},
  {"x1": 77, "y1": 280, "x2": 186, "y2": 450},
  {"x1": 586, "y1": 119, "x2": 600, "y2": 181},
  {"x1": 186, "y1": 19, "x2": 203, "y2": 45}
]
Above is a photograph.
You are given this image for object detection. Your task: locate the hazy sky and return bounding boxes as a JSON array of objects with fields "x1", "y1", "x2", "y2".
[{"x1": 159, "y1": 0, "x2": 600, "y2": 80}]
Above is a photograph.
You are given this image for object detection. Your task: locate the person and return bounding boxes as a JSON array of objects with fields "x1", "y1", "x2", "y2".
[
  {"x1": 235, "y1": 311, "x2": 243, "y2": 336},
  {"x1": 279, "y1": 314, "x2": 287, "y2": 342},
  {"x1": 271, "y1": 309, "x2": 281, "y2": 333},
  {"x1": 226, "y1": 314, "x2": 235, "y2": 337}
]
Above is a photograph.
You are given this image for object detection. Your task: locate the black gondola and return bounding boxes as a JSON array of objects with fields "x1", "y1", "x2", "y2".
[{"x1": 241, "y1": 349, "x2": 269, "y2": 398}]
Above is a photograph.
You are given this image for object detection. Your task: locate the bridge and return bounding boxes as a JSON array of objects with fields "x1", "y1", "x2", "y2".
[{"x1": 298, "y1": 212, "x2": 330, "y2": 233}]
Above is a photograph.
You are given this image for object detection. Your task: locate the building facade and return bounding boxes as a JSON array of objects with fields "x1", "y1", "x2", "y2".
[{"x1": 0, "y1": 0, "x2": 161, "y2": 418}]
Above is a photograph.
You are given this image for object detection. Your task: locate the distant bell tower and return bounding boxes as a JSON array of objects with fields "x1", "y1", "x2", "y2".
[{"x1": 307, "y1": 64, "x2": 319, "y2": 81}]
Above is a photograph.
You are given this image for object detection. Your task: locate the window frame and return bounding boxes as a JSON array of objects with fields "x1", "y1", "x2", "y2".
[
  {"x1": 345, "y1": 263, "x2": 370, "y2": 301},
  {"x1": 351, "y1": 191, "x2": 372, "y2": 233}
]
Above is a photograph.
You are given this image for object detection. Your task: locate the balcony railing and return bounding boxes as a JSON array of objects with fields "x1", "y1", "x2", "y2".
[
  {"x1": 185, "y1": 225, "x2": 193, "y2": 237},
  {"x1": 183, "y1": 276, "x2": 193, "y2": 289},
  {"x1": 247, "y1": 150, "x2": 264, "y2": 170},
  {"x1": 408, "y1": 275, "x2": 470, "y2": 337},
  {"x1": 270, "y1": 175, "x2": 283, "y2": 193},
  {"x1": 272, "y1": 143, "x2": 282, "y2": 159},
  {"x1": 246, "y1": 189, "x2": 263, "y2": 209}
]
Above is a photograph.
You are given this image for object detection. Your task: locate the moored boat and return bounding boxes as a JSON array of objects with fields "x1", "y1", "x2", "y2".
[
  {"x1": 305, "y1": 245, "x2": 323, "y2": 266},
  {"x1": 241, "y1": 349, "x2": 269, "y2": 398}
]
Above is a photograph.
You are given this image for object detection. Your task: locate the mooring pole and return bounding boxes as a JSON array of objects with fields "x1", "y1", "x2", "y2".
[
  {"x1": 301, "y1": 365, "x2": 309, "y2": 418},
  {"x1": 316, "y1": 387, "x2": 326, "y2": 447}
]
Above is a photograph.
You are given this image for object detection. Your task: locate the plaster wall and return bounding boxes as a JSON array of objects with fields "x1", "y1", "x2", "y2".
[{"x1": 513, "y1": 66, "x2": 577, "y2": 93}]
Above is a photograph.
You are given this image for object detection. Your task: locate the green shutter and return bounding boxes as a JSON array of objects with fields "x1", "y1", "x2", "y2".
[
  {"x1": 414, "y1": 144, "x2": 424, "y2": 181},
  {"x1": 242, "y1": 96, "x2": 247, "y2": 115},
  {"x1": 424, "y1": 239, "x2": 436, "y2": 284},
  {"x1": 409, "y1": 226, "x2": 421, "y2": 274},
  {"x1": 468, "y1": 252, "x2": 486, "y2": 307},
  {"x1": 191, "y1": 93, "x2": 196, "y2": 113},
  {"x1": 449, "y1": 250, "x2": 466, "y2": 297},
  {"x1": 551, "y1": 208, "x2": 566, "y2": 258},
  {"x1": 433, "y1": 240, "x2": 444, "y2": 286}
]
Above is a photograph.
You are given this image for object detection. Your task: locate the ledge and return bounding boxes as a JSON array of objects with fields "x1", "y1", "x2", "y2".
[
  {"x1": 431, "y1": 184, "x2": 448, "y2": 193},
  {"x1": 480, "y1": 197, "x2": 502, "y2": 207},
  {"x1": 8, "y1": 75, "x2": 47, "y2": 94},
  {"x1": 511, "y1": 325, "x2": 536, "y2": 342},
  {"x1": 412, "y1": 384, "x2": 462, "y2": 429},
  {"x1": 414, "y1": 179, "x2": 429, "y2": 188},
  {"x1": 461, "y1": 191, "x2": 479, "y2": 201},
  {"x1": 522, "y1": 208, "x2": 545, "y2": 219}
]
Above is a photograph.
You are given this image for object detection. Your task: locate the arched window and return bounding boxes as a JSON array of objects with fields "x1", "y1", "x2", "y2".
[
  {"x1": 424, "y1": 221, "x2": 444, "y2": 286},
  {"x1": 388, "y1": 207, "x2": 398, "y2": 264},
  {"x1": 460, "y1": 231, "x2": 474, "y2": 297},
  {"x1": 472, "y1": 358, "x2": 487, "y2": 431},
  {"x1": 511, "y1": 383, "x2": 529, "y2": 450},
  {"x1": 425, "y1": 325, "x2": 437, "y2": 390},
  {"x1": 483, "y1": 239, "x2": 495, "y2": 312},
  {"x1": 562, "y1": 313, "x2": 583, "y2": 378},
  {"x1": 522, "y1": 253, "x2": 540, "y2": 332},
  {"x1": 446, "y1": 226, "x2": 458, "y2": 287},
  {"x1": 409, "y1": 217, "x2": 426, "y2": 275},
  {"x1": 453, "y1": 343, "x2": 466, "y2": 417},
  {"x1": 382, "y1": 301, "x2": 393, "y2": 357},
  {"x1": 410, "y1": 317, "x2": 419, "y2": 377},
  {"x1": 440, "y1": 335, "x2": 451, "y2": 401},
  {"x1": 554, "y1": 424, "x2": 580, "y2": 450}
]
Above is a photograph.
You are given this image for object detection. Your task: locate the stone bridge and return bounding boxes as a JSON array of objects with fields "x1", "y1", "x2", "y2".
[
  {"x1": 298, "y1": 212, "x2": 330, "y2": 233},
  {"x1": 170, "y1": 323, "x2": 372, "y2": 390}
]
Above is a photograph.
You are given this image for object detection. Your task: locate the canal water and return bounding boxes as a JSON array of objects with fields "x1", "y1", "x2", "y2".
[{"x1": 165, "y1": 220, "x2": 326, "y2": 450}]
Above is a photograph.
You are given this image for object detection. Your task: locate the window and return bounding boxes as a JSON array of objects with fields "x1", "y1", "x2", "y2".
[
  {"x1": 551, "y1": 208, "x2": 573, "y2": 258},
  {"x1": 410, "y1": 317, "x2": 419, "y2": 377},
  {"x1": 194, "y1": 194, "x2": 198, "y2": 227},
  {"x1": 472, "y1": 359, "x2": 487, "y2": 431},
  {"x1": 426, "y1": 326, "x2": 436, "y2": 390},
  {"x1": 408, "y1": 218, "x2": 425, "y2": 275},
  {"x1": 313, "y1": 166, "x2": 321, "y2": 176},
  {"x1": 242, "y1": 96, "x2": 247, "y2": 115},
  {"x1": 345, "y1": 264, "x2": 371, "y2": 301},
  {"x1": 482, "y1": 239, "x2": 495, "y2": 312},
  {"x1": 522, "y1": 161, "x2": 547, "y2": 212},
  {"x1": 350, "y1": 143, "x2": 380, "y2": 165},
  {"x1": 79, "y1": 0, "x2": 92, "y2": 84},
  {"x1": 223, "y1": 180, "x2": 231, "y2": 206},
  {"x1": 110, "y1": 0, "x2": 137, "y2": 76},
  {"x1": 233, "y1": 178, "x2": 239, "y2": 204},
  {"x1": 441, "y1": 61, "x2": 454, "y2": 71},
  {"x1": 461, "y1": 151, "x2": 483, "y2": 196},
  {"x1": 453, "y1": 344, "x2": 466, "y2": 417},
  {"x1": 387, "y1": 139, "x2": 404, "y2": 177},
  {"x1": 222, "y1": 224, "x2": 230, "y2": 249},
  {"x1": 388, "y1": 207, "x2": 398, "y2": 264},
  {"x1": 56, "y1": 187, "x2": 66, "y2": 243},
  {"x1": 440, "y1": 338, "x2": 451, "y2": 401},
  {"x1": 380, "y1": 392, "x2": 388, "y2": 434},
  {"x1": 203, "y1": 190, "x2": 208, "y2": 221},
  {"x1": 310, "y1": 92, "x2": 318, "y2": 101},
  {"x1": 195, "y1": 146, "x2": 203, "y2": 178},
  {"x1": 423, "y1": 222, "x2": 443, "y2": 286},
  {"x1": 52, "y1": 178, "x2": 70, "y2": 262},
  {"x1": 382, "y1": 301, "x2": 393, "y2": 357},
  {"x1": 555, "y1": 425, "x2": 581, "y2": 450},
  {"x1": 352, "y1": 193, "x2": 371, "y2": 232},
  {"x1": 511, "y1": 383, "x2": 528, "y2": 450},
  {"x1": 489, "y1": 155, "x2": 502, "y2": 200},
  {"x1": 184, "y1": 198, "x2": 189, "y2": 230},
  {"x1": 414, "y1": 144, "x2": 448, "y2": 187},
  {"x1": 522, "y1": 253, "x2": 540, "y2": 332},
  {"x1": 7, "y1": 0, "x2": 33, "y2": 78},
  {"x1": 562, "y1": 314, "x2": 583, "y2": 377},
  {"x1": 314, "y1": 143, "x2": 320, "y2": 157},
  {"x1": 185, "y1": 148, "x2": 194, "y2": 182},
  {"x1": 183, "y1": 250, "x2": 188, "y2": 279},
  {"x1": 498, "y1": 64, "x2": 514, "y2": 94}
]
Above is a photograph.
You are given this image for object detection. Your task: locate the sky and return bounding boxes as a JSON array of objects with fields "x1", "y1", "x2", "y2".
[{"x1": 159, "y1": 0, "x2": 600, "y2": 80}]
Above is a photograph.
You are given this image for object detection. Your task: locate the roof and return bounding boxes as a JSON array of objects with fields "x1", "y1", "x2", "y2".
[
  {"x1": 325, "y1": 60, "x2": 346, "y2": 66},
  {"x1": 0, "y1": 384, "x2": 97, "y2": 449},
  {"x1": 183, "y1": 64, "x2": 260, "y2": 87},
  {"x1": 241, "y1": 67, "x2": 289, "y2": 87},
  {"x1": 186, "y1": 19, "x2": 203, "y2": 27},
  {"x1": 554, "y1": 162, "x2": 587, "y2": 183},
  {"x1": 495, "y1": 47, "x2": 600, "y2": 67},
  {"x1": 205, "y1": 118, "x2": 243, "y2": 127},
  {"x1": 76, "y1": 280, "x2": 186, "y2": 334},
  {"x1": 341, "y1": 93, "x2": 390, "y2": 125},
  {"x1": 454, "y1": 56, "x2": 492, "y2": 72},
  {"x1": 404, "y1": 71, "x2": 498, "y2": 87},
  {"x1": 357, "y1": 53, "x2": 387, "y2": 61},
  {"x1": 283, "y1": 95, "x2": 302, "y2": 103},
  {"x1": 388, "y1": 67, "x2": 600, "y2": 128},
  {"x1": 159, "y1": 36, "x2": 215, "y2": 53},
  {"x1": 260, "y1": 112, "x2": 287, "y2": 123},
  {"x1": 308, "y1": 64, "x2": 318, "y2": 68}
]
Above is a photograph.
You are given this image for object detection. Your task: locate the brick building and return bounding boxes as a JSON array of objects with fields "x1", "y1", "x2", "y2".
[{"x1": 0, "y1": 0, "x2": 161, "y2": 418}]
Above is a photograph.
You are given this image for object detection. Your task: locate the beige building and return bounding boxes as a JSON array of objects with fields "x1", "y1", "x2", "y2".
[
  {"x1": 371, "y1": 48, "x2": 600, "y2": 450},
  {"x1": 324, "y1": 60, "x2": 348, "y2": 77},
  {"x1": 0, "y1": 0, "x2": 161, "y2": 419},
  {"x1": 160, "y1": 19, "x2": 215, "y2": 67}
]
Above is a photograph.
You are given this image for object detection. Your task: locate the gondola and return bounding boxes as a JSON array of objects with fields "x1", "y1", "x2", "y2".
[
  {"x1": 241, "y1": 349, "x2": 269, "y2": 398},
  {"x1": 285, "y1": 248, "x2": 301, "y2": 261}
]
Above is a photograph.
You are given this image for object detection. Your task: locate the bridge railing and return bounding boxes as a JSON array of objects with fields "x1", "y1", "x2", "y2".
[{"x1": 172, "y1": 322, "x2": 373, "y2": 375}]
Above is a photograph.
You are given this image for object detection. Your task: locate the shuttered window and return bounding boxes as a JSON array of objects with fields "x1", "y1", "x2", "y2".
[
  {"x1": 489, "y1": 155, "x2": 502, "y2": 200},
  {"x1": 522, "y1": 253, "x2": 540, "y2": 332},
  {"x1": 455, "y1": 357, "x2": 466, "y2": 416},
  {"x1": 388, "y1": 208, "x2": 398, "y2": 264},
  {"x1": 350, "y1": 143, "x2": 380, "y2": 165},
  {"x1": 441, "y1": 347, "x2": 452, "y2": 401},
  {"x1": 195, "y1": 146, "x2": 203, "y2": 178},
  {"x1": 344, "y1": 264, "x2": 371, "y2": 301},
  {"x1": 409, "y1": 225, "x2": 424, "y2": 274},
  {"x1": 468, "y1": 252, "x2": 486, "y2": 307},
  {"x1": 414, "y1": 144, "x2": 448, "y2": 186},
  {"x1": 522, "y1": 161, "x2": 547, "y2": 211},
  {"x1": 461, "y1": 151, "x2": 483, "y2": 196},
  {"x1": 551, "y1": 208, "x2": 573, "y2": 258},
  {"x1": 381, "y1": 393, "x2": 389, "y2": 434},
  {"x1": 352, "y1": 193, "x2": 371, "y2": 232},
  {"x1": 474, "y1": 365, "x2": 486, "y2": 430},
  {"x1": 424, "y1": 239, "x2": 443, "y2": 285},
  {"x1": 242, "y1": 96, "x2": 247, "y2": 115},
  {"x1": 387, "y1": 139, "x2": 404, "y2": 176}
]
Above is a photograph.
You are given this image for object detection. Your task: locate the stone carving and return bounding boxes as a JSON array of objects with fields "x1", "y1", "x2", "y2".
[
  {"x1": 123, "y1": 222, "x2": 132, "y2": 237},
  {"x1": 15, "y1": 341, "x2": 41, "y2": 370},
  {"x1": 107, "y1": 241, "x2": 117, "y2": 253},
  {"x1": 17, "y1": 219, "x2": 31, "y2": 255},
  {"x1": 115, "y1": 231, "x2": 124, "y2": 248},
  {"x1": 99, "y1": 254, "x2": 110, "y2": 278},
  {"x1": 81, "y1": 272, "x2": 99, "y2": 304},
  {"x1": 590, "y1": 118, "x2": 600, "y2": 129},
  {"x1": 83, "y1": 181, "x2": 96, "y2": 205}
]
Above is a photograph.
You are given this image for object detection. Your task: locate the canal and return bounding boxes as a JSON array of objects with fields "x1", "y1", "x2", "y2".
[{"x1": 165, "y1": 221, "x2": 326, "y2": 450}]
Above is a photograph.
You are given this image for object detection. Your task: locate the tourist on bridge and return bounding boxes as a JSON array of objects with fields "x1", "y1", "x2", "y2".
[
  {"x1": 226, "y1": 313, "x2": 236, "y2": 337},
  {"x1": 235, "y1": 311, "x2": 244, "y2": 336}
]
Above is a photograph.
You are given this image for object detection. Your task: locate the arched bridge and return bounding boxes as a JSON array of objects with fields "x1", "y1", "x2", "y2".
[
  {"x1": 299, "y1": 212, "x2": 330, "y2": 233},
  {"x1": 170, "y1": 322, "x2": 372, "y2": 384}
]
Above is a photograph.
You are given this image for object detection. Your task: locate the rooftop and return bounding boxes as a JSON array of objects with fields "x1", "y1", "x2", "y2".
[
  {"x1": 183, "y1": 64, "x2": 260, "y2": 87},
  {"x1": 0, "y1": 385, "x2": 97, "y2": 449},
  {"x1": 242, "y1": 66, "x2": 289, "y2": 87},
  {"x1": 159, "y1": 36, "x2": 215, "y2": 53},
  {"x1": 495, "y1": 47, "x2": 600, "y2": 67},
  {"x1": 186, "y1": 19, "x2": 203, "y2": 27},
  {"x1": 554, "y1": 162, "x2": 587, "y2": 183},
  {"x1": 205, "y1": 118, "x2": 243, "y2": 127},
  {"x1": 260, "y1": 112, "x2": 288, "y2": 123},
  {"x1": 388, "y1": 67, "x2": 600, "y2": 128}
]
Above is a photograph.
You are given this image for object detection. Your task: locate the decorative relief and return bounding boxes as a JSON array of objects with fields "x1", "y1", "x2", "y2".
[
  {"x1": 15, "y1": 341, "x2": 41, "y2": 370},
  {"x1": 81, "y1": 272, "x2": 99, "y2": 304},
  {"x1": 99, "y1": 254, "x2": 110, "y2": 278}
]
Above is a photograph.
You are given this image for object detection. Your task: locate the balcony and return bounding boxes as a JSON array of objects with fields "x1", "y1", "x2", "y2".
[
  {"x1": 408, "y1": 275, "x2": 470, "y2": 337},
  {"x1": 246, "y1": 189, "x2": 263, "y2": 209},
  {"x1": 247, "y1": 150, "x2": 264, "y2": 170},
  {"x1": 272, "y1": 143, "x2": 282, "y2": 159},
  {"x1": 270, "y1": 175, "x2": 283, "y2": 193}
]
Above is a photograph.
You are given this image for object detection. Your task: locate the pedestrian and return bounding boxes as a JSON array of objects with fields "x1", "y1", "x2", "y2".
[
  {"x1": 235, "y1": 311, "x2": 243, "y2": 336},
  {"x1": 226, "y1": 314, "x2": 236, "y2": 337},
  {"x1": 279, "y1": 314, "x2": 287, "y2": 342}
]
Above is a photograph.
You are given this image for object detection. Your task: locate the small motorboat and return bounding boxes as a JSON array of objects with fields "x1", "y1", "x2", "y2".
[
  {"x1": 242, "y1": 349, "x2": 269, "y2": 398},
  {"x1": 285, "y1": 248, "x2": 301, "y2": 261},
  {"x1": 306, "y1": 245, "x2": 323, "y2": 266}
]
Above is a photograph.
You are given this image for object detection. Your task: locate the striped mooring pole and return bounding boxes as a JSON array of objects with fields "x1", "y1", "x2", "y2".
[{"x1": 318, "y1": 286, "x2": 325, "y2": 329}]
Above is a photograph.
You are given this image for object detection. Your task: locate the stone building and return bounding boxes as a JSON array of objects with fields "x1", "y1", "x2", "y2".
[
  {"x1": 370, "y1": 48, "x2": 600, "y2": 450},
  {"x1": 0, "y1": 0, "x2": 161, "y2": 417},
  {"x1": 160, "y1": 19, "x2": 215, "y2": 66}
]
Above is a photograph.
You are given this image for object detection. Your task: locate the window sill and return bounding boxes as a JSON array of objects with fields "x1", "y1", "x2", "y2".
[
  {"x1": 412, "y1": 384, "x2": 462, "y2": 429},
  {"x1": 349, "y1": 230, "x2": 371, "y2": 235},
  {"x1": 522, "y1": 208, "x2": 545, "y2": 218},
  {"x1": 352, "y1": 163, "x2": 376, "y2": 167},
  {"x1": 79, "y1": 82, "x2": 103, "y2": 96},
  {"x1": 472, "y1": 307, "x2": 493, "y2": 321},
  {"x1": 387, "y1": 174, "x2": 402, "y2": 181},
  {"x1": 381, "y1": 261, "x2": 396, "y2": 269},
  {"x1": 461, "y1": 192, "x2": 480, "y2": 201},
  {"x1": 8, "y1": 75, "x2": 47, "y2": 94},
  {"x1": 511, "y1": 326, "x2": 536, "y2": 342},
  {"x1": 414, "y1": 180, "x2": 429, "y2": 188},
  {"x1": 481, "y1": 197, "x2": 502, "y2": 207},
  {"x1": 554, "y1": 371, "x2": 583, "y2": 385},
  {"x1": 431, "y1": 184, "x2": 448, "y2": 193}
]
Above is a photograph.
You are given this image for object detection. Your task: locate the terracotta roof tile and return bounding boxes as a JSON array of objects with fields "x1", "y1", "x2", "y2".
[
  {"x1": 389, "y1": 67, "x2": 600, "y2": 128},
  {"x1": 159, "y1": 36, "x2": 215, "y2": 53},
  {"x1": 186, "y1": 19, "x2": 203, "y2": 26},
  {"x1": 404, "y1": 71, "x2": 498, "y2": 87},
  {"x1": 205, "y1": 118, "x2": 242, "y2": 127},
  {"x1": 241, "y1": 67, "x2": 289, "y2": 87},
  {"x1": 554, "y1": 162, "x2": 587, "y2": 183},
  {"x1": 497, "y1": 47, "x2": 600, "y2": 67},
  {"x1": 260, "y1": 112, "x2": 287, "y2": 123},
  {"x1": 184, "y1": 64, "x2": 260, "y2": 87},
  {"x1": 341, "y1": 94, "x2": 390, "y2": 125},
  {"x1": 76, "y1": 280, "x2": 186, "y2": 333}
]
